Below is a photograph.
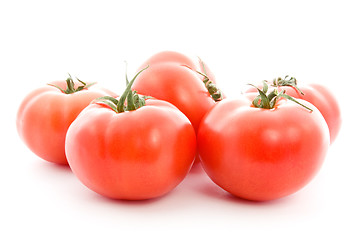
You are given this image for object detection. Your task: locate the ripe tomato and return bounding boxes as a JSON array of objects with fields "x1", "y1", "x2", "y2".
[
  {"x1": 65, "y1": 71, "x2": 196, "y2": 200},
  {"x1": 197, "y1": 88, "x2": 330, "y2": 201},
  {"x1": 17, "y1": 77, "x2": 114, "y2": 165},
  {"x1": 247, "y1": 76, "x2": 341, "y2": 143},
  {"x1": 133, "y1": 51, "x2": 223, "y2": 132}
]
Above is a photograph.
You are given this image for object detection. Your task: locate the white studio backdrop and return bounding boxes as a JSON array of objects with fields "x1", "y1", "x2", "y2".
[{"x1": 1, "y1": 0, "x2": 359, "y2": 239}]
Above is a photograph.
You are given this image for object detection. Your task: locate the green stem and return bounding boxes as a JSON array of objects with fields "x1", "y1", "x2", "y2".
[
  {"x1": 48, "y1": 74, "x2": 96, "y2": 94},
  {"x1": 273, "y1": 75, "x2": 304, "y2": 95},
  {"x1": 248, "y1": 81, "x2": 312, "y2": 112},
  {"x1": 277, "y1": 93, "x2": 313, "y2": 111},
  {"x1": 249, "y1": 83, "x2": 270, "y2": 109},
  {"x1": 94, "y1": 66, "x2": 149, "y2": 113},
  {"x1": 126, "y1": 91, "x2": 136, "y2": 111},
  {"x1": 66, "y1": 75, "x2": 75, "y2": 93},
  {"x1": 183, "y1": 63, "x2": 223, "y2": 102},
  {"x1": 117, "y1": 65, "x2": 149, "y2": 113}
]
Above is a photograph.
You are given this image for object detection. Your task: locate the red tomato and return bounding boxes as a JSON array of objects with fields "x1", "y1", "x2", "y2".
[
  {"x1": 65, "y1": 98, "x2": 196, "y2": 200},
  {"x1": 17, "y1": 77, "x2": 114, "y2": 165},
  {"x1": 247, "y1": 78, "x2": 341, "y2": 143},
  {"x1": 197, "y1": 91, "x2": 330, "y2": 201}
]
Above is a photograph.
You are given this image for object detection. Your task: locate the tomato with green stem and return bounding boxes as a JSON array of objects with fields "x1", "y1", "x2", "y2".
[
  {"x1": 65, "y1": 67, "x2": 196, "y2": 200},
  {"x1": 16, "y1": 76, "x2": 114, "y2": 164},
  {"x1": 247, "y1": 75, "x2": 341, "y2": 143},
  {"x1": 198, "y1": 82, "x2": 330, "y2": 201},
  {"x1": 133, "y1": 52, "x2": 223, "y2": 133}
]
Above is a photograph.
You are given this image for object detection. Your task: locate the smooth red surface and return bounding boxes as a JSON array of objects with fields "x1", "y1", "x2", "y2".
[
  {"x1": 137, "y1": 50, "x2": 216, "y2": 82},
  {"x1": 138, "y1": 50, "x2": 198, "y2": 70},
  {"x1": 16, "y1": 81, "x2": 113, "y2": 164},
  {"x1": 197, "y1": 94, "x2": 330, "y2": 201},
  {"x1": 133, "y1": 62, "x2": 215, "y2": 132},
  {"x1": 65, "y1": 99, "x2": 196, "y2": 200}
]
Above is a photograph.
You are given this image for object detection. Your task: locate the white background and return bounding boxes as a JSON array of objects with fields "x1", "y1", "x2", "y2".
[{"x1": 1, "y1": 0, "x2": 359, "y2": 239}]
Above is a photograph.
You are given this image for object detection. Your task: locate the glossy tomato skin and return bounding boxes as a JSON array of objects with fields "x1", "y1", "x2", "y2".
[
  {"x1": 138, "y1": 50, "x2": 198, "y2": 70},
  {"x1": 133, "y1": 63, "x2": 215, "y2": 132},
  {"x1": 247, "y1": 84, "x2": 341, "y2": 143},
  {"x1": 138, "y1": 50, "x2": 216, "y2": 83},
  {"x1": 197, "y1": 94, "x2": 330, "y2": 201},
  {"x1": 65, "y1": 99, "x2": 196, "y2": 200},
  {"x1": 283, "y1": 84, "x2": 340, "y2": 144},
  {"x1": 16, "y1": 81, "x2": 113, "y2": 165}
]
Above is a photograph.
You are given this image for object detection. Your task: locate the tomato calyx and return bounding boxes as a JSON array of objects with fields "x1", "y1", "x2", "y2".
[
  {"x1": 271, "y1": 75, "x2": 304, "y2": 95},
  {"x1": 183, "y1": 60, "x2": 223, "y2": 102},
  {"x1": 94, "y1": 66, "x2": 149, "y2": 113},
  {"x1": 48, "y1": 74, "x2": 96, "y2": 94},
  {"x1": 249, "y1": 81, "x2": 313, "y2": 111},
  {"x1": 201, "y1": 73, "x2": 223, "y2": 102}
]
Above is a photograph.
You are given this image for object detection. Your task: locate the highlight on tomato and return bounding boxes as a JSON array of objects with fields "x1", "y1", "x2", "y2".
[
  {"x1": 197, "y1": 81, "x2": 330, "y2": 201},
  {"x1": 16, "y1": 75, "x2": 115, "y2": 165},
  {"x1": 65, "y1": 67, "x2": 197, "y2": 200},
  {"x1": 137, "y1": 50, "x2": 217, "y2": 84},
  {"x1": 246, "y1": 76, "x2": 341, "y2": 144}
]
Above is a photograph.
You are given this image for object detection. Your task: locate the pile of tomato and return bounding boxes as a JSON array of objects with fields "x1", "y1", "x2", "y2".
[{"x1": 16, "y1": 51, "x2": 341, "y2": 201}]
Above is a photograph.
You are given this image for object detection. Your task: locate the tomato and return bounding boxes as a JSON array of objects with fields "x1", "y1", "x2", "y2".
[
  {"x1": 197, "y1": 86, "x2": 330, "y2": 201},
  {"x1": 247, "y1": 76, "x2": 341, "y2": 143},
  {"x1": 65, "y1": 69, "x2": 196, "y2": 200},
  {"x1": 16, "y1": 76, "x2": 114, "y2": 165},
  {"x1": 133, "y1": 51, "x2": 223, "y2": 133}
]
